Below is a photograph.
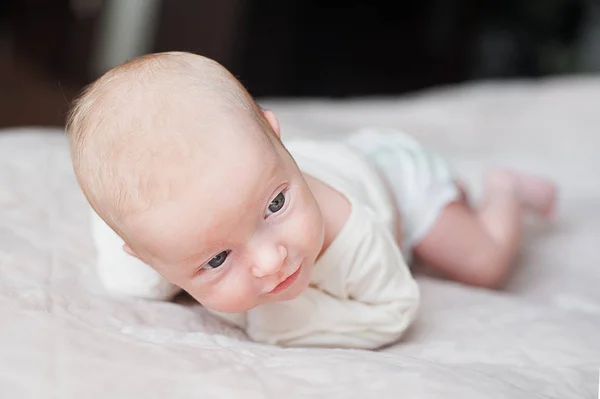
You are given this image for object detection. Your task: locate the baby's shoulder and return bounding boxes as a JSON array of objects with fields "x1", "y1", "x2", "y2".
[
  {"x1": 286, "y1": 138, "x2": 396, "y2": 231},
  {"x1": 285, "y1": 138, "x2": 372, "y2": 179}
]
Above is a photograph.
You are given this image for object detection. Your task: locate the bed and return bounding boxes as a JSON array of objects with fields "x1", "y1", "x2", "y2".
[{"x1": 1, "y1": 77, "x2": 598, "y2": 398}]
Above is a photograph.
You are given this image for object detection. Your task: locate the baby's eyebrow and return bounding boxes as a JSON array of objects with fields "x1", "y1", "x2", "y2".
[{"x1": 179, "y1": 250, "x2": 210, "y2": 268}]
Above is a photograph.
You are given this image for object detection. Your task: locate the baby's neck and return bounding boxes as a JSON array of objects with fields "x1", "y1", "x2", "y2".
[{"x1": 302, "y1": 173, "x2": 351, "y2": 260}]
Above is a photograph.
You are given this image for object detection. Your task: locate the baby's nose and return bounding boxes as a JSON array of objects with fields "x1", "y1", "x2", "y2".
[{"x1": 251, "y1": 244, "x2": 288, "y2": 278}]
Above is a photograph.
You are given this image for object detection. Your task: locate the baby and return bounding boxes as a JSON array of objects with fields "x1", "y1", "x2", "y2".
[{"x1": 67, "y1": 52, "x2": 556, "y2": 349}]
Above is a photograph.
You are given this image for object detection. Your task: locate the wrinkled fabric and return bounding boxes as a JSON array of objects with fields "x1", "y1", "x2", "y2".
[{"x1": 1, "y1": 77, "x2": 599, "y2": 398}]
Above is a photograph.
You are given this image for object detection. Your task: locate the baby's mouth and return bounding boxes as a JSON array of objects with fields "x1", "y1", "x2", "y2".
[{"x1": 267, "y1": 264, "x2": 302, "y2": 295}]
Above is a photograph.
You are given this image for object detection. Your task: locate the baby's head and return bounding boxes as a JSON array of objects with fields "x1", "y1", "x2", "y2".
[{"x1": 67, "y1": 52, "x2": 324, "y2": 312}]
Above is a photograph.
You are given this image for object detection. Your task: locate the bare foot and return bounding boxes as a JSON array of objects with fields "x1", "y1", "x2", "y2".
[{"x1": 487, "y1": 169, "x2": 557, "y2": 220}]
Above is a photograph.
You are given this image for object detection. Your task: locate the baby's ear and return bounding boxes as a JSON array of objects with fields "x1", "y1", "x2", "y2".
[
  {"x1": 123, "y1": 244, "x2": 141, "y2": 260},
  {"x1": 263, "y1": 109, "x2": 280, "y2": 138}
]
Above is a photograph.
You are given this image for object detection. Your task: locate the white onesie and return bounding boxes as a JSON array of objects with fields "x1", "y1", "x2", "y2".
[
  {"x1": 91, "y1": 128, "x2": 458, "y2": 349},
  {"x1": 207, "y1": 136, "x2": 420, "y2": 349}
]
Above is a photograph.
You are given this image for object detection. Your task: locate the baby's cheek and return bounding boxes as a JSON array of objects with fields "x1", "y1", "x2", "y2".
[
  {"x1": 193, "y1": 274, "x2": 258, "y2": 313},
  {"x1": 297, "y1": 202, "x2": 323, "y2": 247}
]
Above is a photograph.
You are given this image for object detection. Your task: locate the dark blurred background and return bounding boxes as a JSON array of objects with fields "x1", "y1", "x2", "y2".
[{"x1": 0, "y1": 0, "x2": 598, "y2": 128}]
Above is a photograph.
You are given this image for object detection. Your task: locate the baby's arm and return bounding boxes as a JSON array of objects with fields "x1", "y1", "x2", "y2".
[
  {"x1": 245, "y1": 286, "x2": 417, "y2": 349},
  {"x1": 244, "y1": 225, "x2": 420, "y2": 349},
  {"x1": 90, "y1": 209, "x2": 181, "y2": 300}
]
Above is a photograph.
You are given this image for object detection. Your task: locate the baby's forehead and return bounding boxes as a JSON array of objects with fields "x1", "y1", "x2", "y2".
[
  {"x1": 153, "y1": 110, "x2": 281, "y2": 201},
  {"x1": 189, "y1": 123, "x2": 279, "y2": 183},
  {"x1": 126, "y1": 134, "x2": 283, "y2": 263}
]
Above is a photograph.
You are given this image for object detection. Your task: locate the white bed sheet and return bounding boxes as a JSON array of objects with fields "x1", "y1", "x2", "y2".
[{"x1": 1, "y1": 77, "x2": 599, "y2": 398}]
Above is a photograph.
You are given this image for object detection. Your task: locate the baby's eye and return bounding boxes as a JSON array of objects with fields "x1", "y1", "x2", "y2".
[
  {"x1": 265, "y1": 191, "x2": 285, "y2": 217},
  {"x1": 203, "y1": 251, "x2": 229, "y2": 270}
]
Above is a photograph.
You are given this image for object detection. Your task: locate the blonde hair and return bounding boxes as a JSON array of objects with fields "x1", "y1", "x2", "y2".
[{"x1": 67, "y1": 51, "x2": 267, "y2": 237}]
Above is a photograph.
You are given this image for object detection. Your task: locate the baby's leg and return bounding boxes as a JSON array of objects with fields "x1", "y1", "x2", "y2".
[{"x1": 413, "y1": 169, "x2": 556, "y2": 288}]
